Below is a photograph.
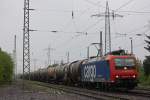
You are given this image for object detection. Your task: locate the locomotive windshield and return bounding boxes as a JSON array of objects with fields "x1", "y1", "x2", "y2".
[{"x1": 114, "y1": 58, "x2": 135, "y2": 69}]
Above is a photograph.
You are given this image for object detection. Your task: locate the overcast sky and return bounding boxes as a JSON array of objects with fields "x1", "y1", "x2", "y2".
[{"x1": 0, "y1": 0, "x2": 150, "y2": 73}]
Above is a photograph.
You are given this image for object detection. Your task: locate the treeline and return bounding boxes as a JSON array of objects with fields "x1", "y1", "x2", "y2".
[
  {"x1": 0, "y1": 48, "x2": 14, "y2": 84},
  {"x1": 143, "y1": 35, "x2": 150, "y2": 76},
  {"x1": 139, "y1": 35, "x2": 150, "y2": 86}
]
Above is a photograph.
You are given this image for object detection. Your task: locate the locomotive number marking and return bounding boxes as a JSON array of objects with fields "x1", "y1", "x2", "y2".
[{"x1": 83, "y1": 65, "x2": 96, "y2": 81}]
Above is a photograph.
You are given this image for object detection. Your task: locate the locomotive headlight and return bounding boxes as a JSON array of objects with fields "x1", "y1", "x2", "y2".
[
  {"x1": 115, "y1": 75, "x2": 119, "y2": 78},
  {"x1": 124, "y1": 67, "x2": 127, "y2": 70},
  {"x1": 133, "y1": 75, "x2": 136, "y2": 78}
]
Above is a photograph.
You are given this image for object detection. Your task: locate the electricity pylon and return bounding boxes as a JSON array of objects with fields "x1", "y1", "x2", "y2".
[{"x1": 92, "y1": 1, "x2": 123, "y2": 54}]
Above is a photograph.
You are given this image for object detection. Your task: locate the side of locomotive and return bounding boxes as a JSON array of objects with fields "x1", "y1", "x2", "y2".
[
  {"x1": 79, "y1": 55, "x2": 138, "y2": 89},
  {"x1": 81, "y1": 58, "x2": 110, "y2": 83}
]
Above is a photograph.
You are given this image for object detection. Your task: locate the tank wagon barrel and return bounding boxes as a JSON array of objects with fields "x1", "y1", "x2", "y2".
[
  {"x1": 55, "y1": 65, "x2": 66, "y2": 82},
  {"x1": 68, "y1": 60, "x2": 87, "y2": 83}
]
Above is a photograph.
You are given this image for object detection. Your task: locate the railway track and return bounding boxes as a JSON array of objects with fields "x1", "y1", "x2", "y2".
[
  {"x1": 28, "y1": 81, "x2": 131, "y2": 100},
  {"x1": 26, "y1": 80, "x2": 150, "y2": 100},
  {"x1": 135, "y1": 87, "x2": 150, "y2": 92},
  {"x1": 127, "y1": 88, "x2": 150, "y2": 98},
  {"x1": 110, "y1": 87, "x2": 150, "y2": 99}
]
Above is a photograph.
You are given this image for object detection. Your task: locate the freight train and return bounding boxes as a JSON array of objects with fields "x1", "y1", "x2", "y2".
[{"x1": 24, "y1": 49, "x2": 139, "y2": 90}]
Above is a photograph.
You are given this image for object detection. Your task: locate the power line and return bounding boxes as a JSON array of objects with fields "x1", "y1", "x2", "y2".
[
  {"x1": 83, "y1": 0, "x2": 114, "y2": 11},
  {"x1": 83, "y1": 0, "x2": 102, "y2": 7},
  {"x1": 109, "y1": 24, "x2": 148, "y2": 39},
  {"x1": 115, "y1": 0, "x2": 134, "y2": 11},
  {"x1": 125, "y1": 25, "x2": 149, "y2": 36},
  {"x1": 33, "y1": 8, "x2": 88, "y2": 13},
  {"x1": 32, "y1": 2, "x2": 150, "y2": 16},
  {"x1": 134, "y1": 42, "x2": 146, "y2": 48},
  {"x1": 34, "y1": 29, "x2": 86, "y2": 35},
  {"x1": 54, "y1": 32, "x2": 87, "y2": 49},
  {"x1": 59, "y1": 7, "x2": 91, "y2": 38},
  {"x1": 53, "y1": 1, "x2": 134, "y2": 54},
  {"x1": 118, "y1": 11, "x2": 150, "y2": 14},
  {"x1": 82, "y1": 18, "x2": 104, "y2": 32}
]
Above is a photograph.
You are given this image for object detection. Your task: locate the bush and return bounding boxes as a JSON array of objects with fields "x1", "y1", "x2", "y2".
[
  {"x1": 139, "y1": 67, "x2": 150, "y2": 86},
  {"x1": 143, "y1": 56, "x2": 150, "y2": 76}
]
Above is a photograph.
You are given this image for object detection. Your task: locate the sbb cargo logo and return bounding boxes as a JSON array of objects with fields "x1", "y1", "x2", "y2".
[{"x1": 83, "y1": 65, "x2": 96, "y2": 82}]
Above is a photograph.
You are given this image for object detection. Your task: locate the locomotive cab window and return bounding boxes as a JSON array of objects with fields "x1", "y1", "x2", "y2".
[{"x1": 114, "y1": 58, "x2": 135, "y2": 69}]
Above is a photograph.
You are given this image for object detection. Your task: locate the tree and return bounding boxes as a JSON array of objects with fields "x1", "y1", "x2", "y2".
[
  {"x1": 144, "y1": 35, "x2": 150, "y2": 52},
  {"x1": 143, "y1": 35, "x2": 150, "y2": 76},
  {"x1": 0, "y1": 49, "x2": 14, "y2": 84}
]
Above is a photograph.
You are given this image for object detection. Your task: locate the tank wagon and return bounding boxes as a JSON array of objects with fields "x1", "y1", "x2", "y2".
[{"x1": 28, "y1": 50, "x2": 138, "y2": 89}]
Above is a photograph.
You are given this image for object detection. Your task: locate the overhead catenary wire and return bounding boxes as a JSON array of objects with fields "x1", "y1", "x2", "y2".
[
  {"x1": 125, "y1": 25, "x2": 149, "y2": 36},
  {"x1": 60, "y1": 7, "x2": 91, "y2": 33},
  {"x1": 31, "y1": 29, "x2": 87, "y2": 35},
  {"x1": 31, "y1": 8, "x2": 89, "y2": 13},
  {"x1": 28, "y1": 8, "x2": 150, "y2": 15},
  {"x1": 71, "y1": 0, "x2": 79, "y2": 36},
  {"x1": 83, "y1": 0, "x2": 115, "y2": 11},
  {"x1": 115, "y1": 0, "x2": 134, "y2": 11},
  {"x1": 53, "y1": 1, "x2": 124, "y2": 54},
  {"x1": 83, "y1": 0, "x2": 102, "y2": 7},
  {"x1": 30, "y1": 0, "x2": 150, "y2": 38},
  {"x1": 118, "y1": 11, "x2": 150, "y2": 14},
  {"x1": 39, "y1": 0, "x2": 96, "y2": 48},
  {"x1": 82, "y1": 18, "x2": 104, "y2": 32},
  {"x1": 53, "y1": 19, "x2": 104, "y2": 50}
]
